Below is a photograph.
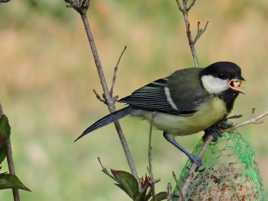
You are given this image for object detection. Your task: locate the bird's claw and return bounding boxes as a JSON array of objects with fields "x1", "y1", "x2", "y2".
[
  {"x1": 203, "y1": 126, "x2": 223, "y2": 142},
  {"x1": 217, "y1": 120, "x2": 233, "y2": 130},
  {"x1": 210, "y1": 128, "x2": 223, "y2": 142},
  {"x1": 203, "y1": 120, "x2": 234, "y2": 142}
]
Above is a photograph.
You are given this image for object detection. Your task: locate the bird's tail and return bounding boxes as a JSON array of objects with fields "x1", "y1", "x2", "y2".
[{"x1": 74, "y1": 106, "x2": 132, "y2": 142}]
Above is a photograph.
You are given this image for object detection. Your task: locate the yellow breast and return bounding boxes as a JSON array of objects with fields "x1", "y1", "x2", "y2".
[{"x1": 141, "y1": 97, "x2": 227, "y2": 135}]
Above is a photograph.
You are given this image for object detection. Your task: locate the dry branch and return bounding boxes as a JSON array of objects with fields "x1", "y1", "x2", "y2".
[
  {"x1": 65, "y1": 0, "x2": 138, "y2": 179},
  {"x1": 97, "y1": 157, "x2": 115, "y2": 180},
  {"x1": 147, "y1": 117, "x2": 155, "y2": 198},
  {"x1": 172, "y1": 172, "x2": 184, "y2": 201},
  {"x1": 92, "y1": 89, "x2": 106, "y2": 104},
  {"x1": 193, "y1": 21, "x2": 209, "y2": 44},
  {"x1": 228, "y1": 111, "x2": 268, "y2": 131},
  {"x1": 175, "y1": 0, "x2": 208, "y2": 67},
  {"x1": 110, "y1": 46, "x2": 127, "y2": 97}
]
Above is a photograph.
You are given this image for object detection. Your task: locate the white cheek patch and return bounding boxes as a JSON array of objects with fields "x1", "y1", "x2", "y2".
[{"x1": 201, "y1": 75, "x2": 229, "y2": 94}]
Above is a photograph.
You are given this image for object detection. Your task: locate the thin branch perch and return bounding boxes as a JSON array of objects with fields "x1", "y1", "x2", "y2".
[
  {"x1": 228, "y1": 111, "x2": 268, "y2": 131},
  {"x1": 65, "y1": 0, "x2": 138, "y2": 179}
]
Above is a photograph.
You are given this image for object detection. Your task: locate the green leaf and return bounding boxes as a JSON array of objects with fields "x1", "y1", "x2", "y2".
[
  {"x1": 150, "y1": 192, "x2": 168, "y2": 201},
  {"x1": 0, "y1": 145, "x2": 6, "y2": 164},
  {"x1": 111, "y1": 169, "x2": 139, "y2": 199},
  {"x1": 0, "y1": 173, "x2": 31, "y2": 191},
  {"x1": 115, "y1": 183, "x2": 139, "y2": 200},
  {"x1": 0, "y1": 115, "x2": 10, "y2": 165},
  {"x1": 134, "y1": 189, "x2": 148, "y2": 201},
  {"x1": 0, "y1": 115, "x2": 11, "y2": 141}
]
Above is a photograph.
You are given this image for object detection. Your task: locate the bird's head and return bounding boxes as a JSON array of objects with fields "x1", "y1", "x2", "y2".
[{"x1": 200, "y1": 61, "x2": 245, "y2": 95}]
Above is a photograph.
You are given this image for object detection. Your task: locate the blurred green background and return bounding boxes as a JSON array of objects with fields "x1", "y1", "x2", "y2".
[{"x1": 0, "y1": 0, "x2": 268, "y2": 200}]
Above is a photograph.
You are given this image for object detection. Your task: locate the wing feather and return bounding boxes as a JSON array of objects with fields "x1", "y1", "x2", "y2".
[
  {"x1": 119, "y1": 69, "x2": 209, "y2": 115},
  {"x1": 119, "y1": 78, "x2": 180, "y2": 114}
]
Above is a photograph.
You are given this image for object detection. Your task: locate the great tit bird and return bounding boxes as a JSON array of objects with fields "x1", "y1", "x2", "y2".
[{"x1": 75, "y1": 61, "x2": 244, "y2": 166}]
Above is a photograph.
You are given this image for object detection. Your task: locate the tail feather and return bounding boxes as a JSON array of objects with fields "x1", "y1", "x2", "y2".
[{"x1": 74, "y1": 107, "x2": 132, "y2": 142}]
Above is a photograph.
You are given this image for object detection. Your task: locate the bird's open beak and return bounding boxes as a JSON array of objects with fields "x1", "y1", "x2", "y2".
[{"x1": 228, "y1": 79, "x2": 245, "y2": 94}]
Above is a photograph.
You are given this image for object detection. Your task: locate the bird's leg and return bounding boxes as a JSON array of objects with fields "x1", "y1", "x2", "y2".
[{"x1": 163, "y1": 132, "x2": 202, "y2": 167}]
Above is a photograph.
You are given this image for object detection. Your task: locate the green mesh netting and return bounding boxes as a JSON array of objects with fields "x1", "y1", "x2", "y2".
[{"x1": 172, "y1": 132, "x2": 265, "y2": 201}]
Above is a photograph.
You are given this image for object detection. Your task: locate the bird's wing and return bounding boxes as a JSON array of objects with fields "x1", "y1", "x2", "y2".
[
  {"x1": 119, "y1": 68, "x2": 210, "y2": 115},
  {"x1": 119, "y1": 78, "x2": 179, "y2": 114}
]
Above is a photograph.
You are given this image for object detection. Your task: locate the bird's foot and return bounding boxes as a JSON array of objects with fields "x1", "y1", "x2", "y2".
[
  {"x1": 203, "y1": 119, "x2": 233, "y2": 142},
  {"x1": 217, "y1": 120, "x2": 233, "y2": 130},
  {"x1": 203, "y1": 125, "x2": 223, "y2": 142}
]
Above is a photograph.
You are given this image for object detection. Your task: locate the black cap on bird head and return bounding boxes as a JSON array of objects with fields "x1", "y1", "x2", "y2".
[
  {"x1": 201, "y1": 61, "x2": 244, "y2": 81},
  {"x1": 201, "y1": 61, "x2": 245, "y2": 94}
]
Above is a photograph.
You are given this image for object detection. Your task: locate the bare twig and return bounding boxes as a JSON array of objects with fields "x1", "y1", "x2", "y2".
[
  {"x1": 80, "y1": 13, "x2": 138, "y2": 179},
  {"x1": 227, "y1": 114, "x2": 243, "y2": 120},
  {"x1": 65, "y1": 0, "x2": 90, "y2": 15},
  {"x1": 175, "y1": 0, "x2": 208, "y2": 67},
  {"x1": 147, "y1": 116, "x2": 155, "y2": 198},
  {"x1": 92, "y1": 89, "x2": 106, "y2": 104},
  {"x1": 187, "y1": 0, "x2": 197, "y2": 12},
  {"x1": 0, "y1": 105, "x2": 21, "y2": 201},
  {"x1": 110, "y1": 46, "x2": 127, "y2": 96},
  {"x1": 166, "y1": 183, "x2": 172, "y2": 201},
  {"x1": 65, "y1": 0, "x2": 138, "y2": 179},
  {"x1": 193, "y1": 21, "x2": 209, "y2": 44},
  {"x1": 228, "y1": 111, "x2": 268, "y2": 131},
  {"x1": 97, "y1": 157, "x2": 115, "y2": 180},
  {"x1": 172, "y1": 171, "x2": 184, "y2": 201}
]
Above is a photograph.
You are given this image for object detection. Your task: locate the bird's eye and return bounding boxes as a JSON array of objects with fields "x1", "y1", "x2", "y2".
[{"x1": 218, "y1": 73, "x2": 225, "y2": 79}]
